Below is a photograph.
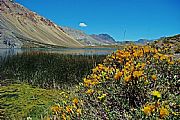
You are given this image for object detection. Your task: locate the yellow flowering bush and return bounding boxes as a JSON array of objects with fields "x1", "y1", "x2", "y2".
[{"x1": 48, "y1": 44, "x2": 179, "y2": 119}]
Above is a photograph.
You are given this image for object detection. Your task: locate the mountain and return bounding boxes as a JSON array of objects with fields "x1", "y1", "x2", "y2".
[
  {"x1": 0, "y1": 0, "x2": 83, "y2": 48},
  {"x1": 90, "y1": 34, "x2": 116, "y2": 44},
  {"x1": 134, "y1": 39, "x2": 154, "y2": 44},
  {"x1": 61, "y1": 27, "x2": 117, "y2": 46},
  {"x1": 61, "y1": 27, "x2": 104, "y2": 46}
]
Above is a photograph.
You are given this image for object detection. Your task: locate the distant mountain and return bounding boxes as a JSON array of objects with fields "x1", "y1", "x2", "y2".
[
  {"x1": 0, "y1": 0, "x2": 83, "y2": 48},
  {"x1": 134, "y1": 39, "x2": 154, "y2": 44},
  {"x1": 90, "y1": 34, "x2": 116, "y2": 44},
  {"x1": 61, "y1": 27, "x2": 104, "y2": 46},
  {"x1": 61, "y1": 27, "x2": 117, "y2": 46}
]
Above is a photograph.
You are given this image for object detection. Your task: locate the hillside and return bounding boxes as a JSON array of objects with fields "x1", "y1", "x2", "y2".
[
  {"x1": 152, "y1": 34, "x2": 180, "y2": 54},
  {"x1": 0, "y1": 0, "x2": 83, "y2": 48}
]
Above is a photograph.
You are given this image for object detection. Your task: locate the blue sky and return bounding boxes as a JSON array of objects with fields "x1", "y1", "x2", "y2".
[{"x1": 16, "y1": 0, "x2": 180, "y2": 41}]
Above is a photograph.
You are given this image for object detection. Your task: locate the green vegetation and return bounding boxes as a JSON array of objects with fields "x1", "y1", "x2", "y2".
[
  {"x1": 0, "y1": 52, "x2": 106, "y2": 88},
  {"x1": 46, "y1": 45, "x2": 179, "y2": 120},
  {"x1": 0, "y1": 43, "x2": 179, "y2": 119},
  {"x1": 0, "y1": 84, "x2": 73, "y2": 119}
]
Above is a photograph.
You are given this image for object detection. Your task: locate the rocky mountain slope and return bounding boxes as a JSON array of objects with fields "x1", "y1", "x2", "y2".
[
  {"x1": 61, "y1": 27, "x2": 103, "y2": 46},
  {"x1": 0, "y1": 0, "x2": 83, "y2": 48},
  {"x1": 90, "y1": 34, "x2": 116, "y2": 44},
  {"x1": 62, "y1": 27, "x2": 117, "y2": 46}
]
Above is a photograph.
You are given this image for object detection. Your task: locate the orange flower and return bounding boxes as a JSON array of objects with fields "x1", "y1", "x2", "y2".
[
  {"x1": 160, "y1": 107, "x2": 169, "y2": 118},
  {"x1": 141, "y1": 63, "x2": 146, "y2": 69},
  {"x1": 114, "y1": 71, "x2": 123, "y2": 80}
]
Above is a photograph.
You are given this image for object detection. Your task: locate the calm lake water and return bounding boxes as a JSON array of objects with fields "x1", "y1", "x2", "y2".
[{"x1": 0, "y1": 48, "x2": 117, "y2": 58}]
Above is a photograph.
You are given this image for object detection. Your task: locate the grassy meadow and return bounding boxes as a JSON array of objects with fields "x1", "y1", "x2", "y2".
[{"x1": 0, "y1": 43, "x2": 180, "y2": 119}]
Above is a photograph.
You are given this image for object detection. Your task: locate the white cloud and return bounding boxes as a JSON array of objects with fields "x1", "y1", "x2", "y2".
[{"x1": 79, "y1": 22, "x2": 88, "y2": 27}]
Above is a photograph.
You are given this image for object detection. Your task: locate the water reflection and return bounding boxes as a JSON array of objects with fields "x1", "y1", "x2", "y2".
[
  {"x1": 0, "y1": 48, "x2": 21, "y2": 60},
  {"x1": 0, "y1": 48, "x2": 117, "y2": 59}
]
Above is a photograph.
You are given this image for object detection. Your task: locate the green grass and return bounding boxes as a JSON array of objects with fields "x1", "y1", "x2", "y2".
[{"x1": 0, "y1": 83, "x2": 73, "y2": 119}]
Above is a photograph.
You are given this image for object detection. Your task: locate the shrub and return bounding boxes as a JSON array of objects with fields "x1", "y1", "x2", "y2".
[{"x1": 49, "y1": 45, "x2": 179, "y2": 119}]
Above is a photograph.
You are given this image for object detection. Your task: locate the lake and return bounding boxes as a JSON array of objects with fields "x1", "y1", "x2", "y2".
[{"x1": 0, "y1": 48, "x2": 117, "y2": 59}]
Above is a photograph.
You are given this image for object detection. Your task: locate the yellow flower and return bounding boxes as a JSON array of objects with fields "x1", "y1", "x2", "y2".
[
  {"x1": 98, "y1": 64, "x2": 104, "y2": 70},
  {"x1": 84, "y1": 78, "x2": 91, "y2": 84},
  {"x1": 129, "y1": 65, "x2": 134, "y2": 71},
  {"x1": 86, "y1": 89, "x2": 94, "y2": 95},
  {"x1": 92, "y1": 67, "x2": 99, "y2": 73},
  {"x1": 114, "y1": 71, "x2": 123, "y2": 80},
  {"x1": 66, "y1": 106, "x2": 72, "y2": 113},
  {"x1": 151, "y1": 75, "x2": 157, "y2": 81},
  {"x1": 142, "y1": 104, "x2": 155, "y2": 115},
  {"x1": 76, "y1": 109, "x2": 82, "y2": 115},
  {"x1": 62, "y1": 112, "x2": 66, "y2": 120},
  {"x1": 133, "y1": 71, "x2": 143, "y2": 78},
  {"x1": 153, "y1": 54, "x2": 159, "y2": 59},
  {"x1": 133, "y1": 52, "x2": 138, "y2": 57},
  {"x1": 83, "y1": 78, "x2": 92, "y2": 86},
  {"x1": 73, "y1": 98, "x2": 78, "y2": 106},
  {"x1": 124, "y1": 75, "x2": 131, "y2": 82},
  {"x1": 141, "y1": 63, "x2": 146, "y2": 69},
  {"x1": 151, "y1": 90, "x2": 161, "y2": 98},
  {"x1": 144, "y1": 46, "x2": 150, "y2": 53},
  {"x1": 51, "y1": 105, "x2": 62, "y2": 114},
  {"x1": 160, "y1": 107, "x2": 169, "y2": 118},
  {"x1": 168, "y1": 60, "x2": 174, "y2": 65},
  {"x1": 98, "y1": 94, "x2": 107, "y2": 101}
]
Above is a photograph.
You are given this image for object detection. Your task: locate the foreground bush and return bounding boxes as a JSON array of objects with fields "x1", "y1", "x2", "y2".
[{"x1": 49, "y1": 45, "x2": 179, "y2": 119}]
